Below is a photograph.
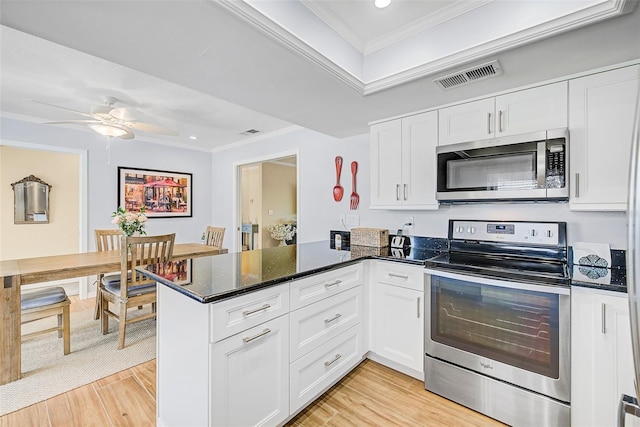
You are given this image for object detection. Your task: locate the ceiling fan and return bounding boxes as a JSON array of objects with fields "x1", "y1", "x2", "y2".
[{"x1": 27, "y1": 96, "x2": 178, "y2": 140}]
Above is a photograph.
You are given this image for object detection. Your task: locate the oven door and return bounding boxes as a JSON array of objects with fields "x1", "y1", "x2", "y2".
[{"x1": 424, "y1": 268, "x2": 570, "y2": 403}]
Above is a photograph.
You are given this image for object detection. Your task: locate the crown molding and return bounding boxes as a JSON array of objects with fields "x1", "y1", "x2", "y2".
[
  {"x1": 300, "y1": 0, "x2": 366, "y2": 53},
  {"x1": 216, "y1": 0, "x2": 365, "y2": 94},
  {"x1": 364, "y1": 0, "x2": 492, "y2": 55},
  {"x1": 217, "y1": 0, "x2": 636, "y2": 96}
]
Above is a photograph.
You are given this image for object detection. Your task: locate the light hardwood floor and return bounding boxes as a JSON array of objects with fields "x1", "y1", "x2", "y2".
[{"x1": 1, "y1": 298, "x2": 505, "y2": 427}]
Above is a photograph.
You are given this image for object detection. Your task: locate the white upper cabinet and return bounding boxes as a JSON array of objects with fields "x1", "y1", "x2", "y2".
[
  {"x1": 370, "y1": 111, "x2": 438, "y2": 210},
  {"x1": 438, "y1": 97, "x2": 495, "y2": 145},
  {"x1": 569, "y1": 65, "x2": 639, "y2": 211},
  {"x1": 439, "y1": 82, "x2": 568, "y2": 146}
]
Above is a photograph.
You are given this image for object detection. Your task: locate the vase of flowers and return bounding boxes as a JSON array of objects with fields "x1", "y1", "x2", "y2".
[
  {"x1": 111, "y1": 206, "x2": 148, "y2": 237},
  {"x1": 267, "y1": 223, "x2": 296, "y2": 246}
]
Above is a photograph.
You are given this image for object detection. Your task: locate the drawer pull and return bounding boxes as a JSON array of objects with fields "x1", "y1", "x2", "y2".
[
  {"x1": 388, "y1": 273, "x2": 409, "y2": 279},
  {"x1": 602, "y1": 303, "x2": 607, "y2": 334},
  {"x1": 324, "y1": 313, "x2": 342, "y2": 324},
  {"x1": 243, "y1": 304, "x2": 271, "y2": 316},
  {"x1": 417, "y1": 297, "x2": 421, "y2": 318},
  {"x1": 324, "y1": 280, "x2": 342, "y2": 288},
  {"x1": 243, "y1": 328, "x2": 271, "y2": 343},
  {"x1": 324, "y1": 353, "x2": 342, "y2": 367}
]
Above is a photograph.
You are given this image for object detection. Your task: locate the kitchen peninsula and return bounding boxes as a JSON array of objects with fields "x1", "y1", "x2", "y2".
[{"x1": 142, "y1": 241, "x2": 439, "y2": 427}]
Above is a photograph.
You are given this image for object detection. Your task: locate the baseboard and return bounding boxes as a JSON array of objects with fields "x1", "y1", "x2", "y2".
[{"x1": 365, "y1": 351, "x2": 424, "y2": 381}]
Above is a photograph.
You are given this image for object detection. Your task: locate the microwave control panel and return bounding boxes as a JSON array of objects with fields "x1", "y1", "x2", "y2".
[{"x1": 451, "y1": 220, "x2": 559, "y2": 245}]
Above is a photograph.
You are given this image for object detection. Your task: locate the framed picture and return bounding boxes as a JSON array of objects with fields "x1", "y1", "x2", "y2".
[
  {"x1": 147, "y1": 259, "x2": 192, "y2": 286},
  {"x1": 118, "y1": 167, "x2": 192, "y2": 218}
]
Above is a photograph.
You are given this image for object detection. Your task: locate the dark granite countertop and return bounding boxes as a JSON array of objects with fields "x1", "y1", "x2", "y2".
[
  {"x1": 141, "y1": 236, "x2": 630, "y2": 302},
  {"x1": 139, "y1": 240, "x2": 445, "y2": 304}
]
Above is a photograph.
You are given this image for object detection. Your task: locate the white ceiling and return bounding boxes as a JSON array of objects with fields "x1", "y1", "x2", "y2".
[{"x1": 0, "y1": 0, "x2": 639, "y2": 151}]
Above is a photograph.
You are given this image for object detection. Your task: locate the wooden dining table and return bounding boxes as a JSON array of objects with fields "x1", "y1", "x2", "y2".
[{"x1": 0, "y1": 243, "x2": 227, "y2": 385}]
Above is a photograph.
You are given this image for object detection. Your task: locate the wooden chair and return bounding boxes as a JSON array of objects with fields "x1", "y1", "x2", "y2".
[
  {"x1": 204, "y1": 226, "x2": 225, "y2": 248},
  {"x1": 100, "y1": 233, "x2": 175, "y2": 349},
  {"x1": 93, "y1": 229, "x2": 124, "y2": 320},
  {"x1": 21, "y1": 287, "x2": 71, "y2": 355}
]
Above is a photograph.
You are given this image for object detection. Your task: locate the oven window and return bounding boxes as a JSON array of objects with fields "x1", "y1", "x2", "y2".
[{"x1": 430, "y1": 275, "x2": 559, "y2": 379}]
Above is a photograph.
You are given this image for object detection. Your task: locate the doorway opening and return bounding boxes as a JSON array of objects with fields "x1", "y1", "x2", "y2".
[{"x1": 237, "y1": 154, "x2": 298, "y2": 251}]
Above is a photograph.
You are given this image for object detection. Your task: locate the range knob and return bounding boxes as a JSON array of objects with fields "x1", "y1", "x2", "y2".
[
  {"x1": 530, "y1": 229, "x2": 538, "y2": 237},
  {"x1": 467, "y1": 227, "x2": 476, "y2": 234},
  {"x1": 455, "y1": 226, "x2": 465, "y2": 234},
  {"x1": 546, "y1": 230, "x2": 554, "y2": 238}
]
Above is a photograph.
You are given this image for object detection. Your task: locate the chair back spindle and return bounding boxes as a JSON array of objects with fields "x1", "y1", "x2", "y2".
[{"x1": 204, "y1": 226, "x2": 225, "y2": 248}]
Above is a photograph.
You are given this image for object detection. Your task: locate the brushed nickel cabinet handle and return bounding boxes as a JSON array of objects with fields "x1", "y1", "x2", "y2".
[
  {"x1": 243, "y1": 304, "x2": 270, "y2": 316},
  {"x1": 575, "y1": 173, "x2": 580, "y2": 198},
  {"x1": 487, "y1": 112, "x2": 492, "y2": 134},
  {"x1": 396, "y1": 184, "x2": 400, "y2": 201},
  {"x1": 417, "y1": 297, "x2": 421, "y2": 318},
  {"x1": 324, "y1": 313, "x2": 342, "y2": 324},
  {"x1": 602, "y1": 303, "x2": 607, "y2": 334},
  {"x1": 403, "y1": 184, "x2": 407, "y2": 201},
  {"x1": 388, "y1": 273, "x2": 409, "y2": 279},
  {"x1": 324, "y1": 353, "x2": 342, "y2": 367},
  {"x1": 324, "y1": 279, "x2": 342, "y2": 288},
  {"x1": 243, "y1": 328, "x2": 271, "y2": 343},
  {"x1": 499, "y1": 110, "x2": 503, "y2": 133}
]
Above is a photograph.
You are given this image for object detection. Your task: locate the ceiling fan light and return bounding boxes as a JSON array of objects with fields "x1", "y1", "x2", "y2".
[
  {"x1": 88, "y1": 123, "x2": 129, "y2": 138},
  {"x1": 375, "y1": 0, "x2": 391, "y2": 8}
]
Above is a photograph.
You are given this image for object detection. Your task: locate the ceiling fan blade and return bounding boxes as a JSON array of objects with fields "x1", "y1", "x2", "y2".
[
  {"x1": 25, "y1": 98, "x2": 95, "y2": 119},
  {"x1": 127, "y1": 121, "x2": 179, "y2": 136},
  {"x1": 44, "y1": 120, "x2": 101, "y2": 125}
]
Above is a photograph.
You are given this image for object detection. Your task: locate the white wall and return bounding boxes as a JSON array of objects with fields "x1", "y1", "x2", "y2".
[
  {"x1": 1, "y1": 117, "x2": 213, "y2": 247},
  {"x1": 212, "y1": 127, "x2": 628, "y2": 251}
]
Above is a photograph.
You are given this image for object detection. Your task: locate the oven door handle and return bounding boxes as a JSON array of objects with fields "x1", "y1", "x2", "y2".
[{"x1": 424, "y1": 268, "x2": 570, "y2": 295}]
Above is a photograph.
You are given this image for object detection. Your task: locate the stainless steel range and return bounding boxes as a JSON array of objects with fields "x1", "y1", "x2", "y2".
[{"x1": 424, "y1": 220, "x2": 570, "y2": 426}]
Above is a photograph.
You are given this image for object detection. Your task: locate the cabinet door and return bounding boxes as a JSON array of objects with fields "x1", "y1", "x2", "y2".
[
  {"x1": 371, "y1": 282, "x2": 424, "y2": 373},
  {"x1": 438, "y1": 98, "x2": 495, "y2": 145},
  {"x1": 401, "y1": 111, "x2": 438, "y2": 208},
  {"x1": 569, "y1": 65, "x2": 639, "y2": 210},
  {"x1": 211, "y1": 315, "x2": 289, "y2": 427},
  {"x1": 370, "y1": 119, "x2": 403, "y2": 206},
  {"x1": 495, "y1": 82, "x2": 567, "y2": 137},
  {"x1": 571, "y1": 287, "x2": 637, "y2": 427}
]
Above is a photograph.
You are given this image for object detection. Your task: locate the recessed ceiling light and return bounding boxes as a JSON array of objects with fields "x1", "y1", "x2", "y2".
[
  {"x1": 375, "y1": 0, "x2": 391, "y2": 9},
  {"x1": 189, "y1": 135, "x2": 198, "y2": 140}
]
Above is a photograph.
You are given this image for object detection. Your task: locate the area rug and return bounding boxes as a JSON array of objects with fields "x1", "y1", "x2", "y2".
[{"x1": 0, "y1": 307, "x2": 156, "y2": 416}]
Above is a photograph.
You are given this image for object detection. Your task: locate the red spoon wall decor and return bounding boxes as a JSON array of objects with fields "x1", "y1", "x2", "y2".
[{"x1": 333, "y1": 156, "x2": 344, "y2": 201}]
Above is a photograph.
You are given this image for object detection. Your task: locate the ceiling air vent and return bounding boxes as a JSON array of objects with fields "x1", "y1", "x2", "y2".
[
  {"x1": 434, "y1": 60, "x2": 503, "y2": 90},
  {"x1": 240, "y1": 129, "x2": 260, "y2": 136}
]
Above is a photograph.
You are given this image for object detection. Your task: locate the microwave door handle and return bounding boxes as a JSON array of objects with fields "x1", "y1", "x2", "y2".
[{"x1": 537, "y1": 141, "x2": 546, "y2": 190}]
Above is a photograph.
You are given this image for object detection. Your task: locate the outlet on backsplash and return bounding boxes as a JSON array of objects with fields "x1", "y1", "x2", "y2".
[{"x1": 346, "y1": 214, "x2": 359, "y2": 226}]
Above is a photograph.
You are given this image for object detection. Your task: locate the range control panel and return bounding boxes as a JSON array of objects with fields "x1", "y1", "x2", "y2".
[{"x1": 450, "y1": 220, "x2": 560, "y2": 245}]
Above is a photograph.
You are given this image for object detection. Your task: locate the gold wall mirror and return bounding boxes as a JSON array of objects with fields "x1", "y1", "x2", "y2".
[{"x1": 11, "y1": 175, "x2": 52, "y2": 224}]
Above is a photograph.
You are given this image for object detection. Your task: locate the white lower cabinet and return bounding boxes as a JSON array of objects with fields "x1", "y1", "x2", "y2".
[
  {"x1": 211, "y1": 314, "x2": 290, "y2": 427},
  {"x1": 370, "y1": 261, "x2": 424, "y2": 377},
  {"x1": 290, "y1": 324, "x2": 362, "y2": 412},
  {"x1": 571, "y1": 287, "x2": 638, "y2": 427}
]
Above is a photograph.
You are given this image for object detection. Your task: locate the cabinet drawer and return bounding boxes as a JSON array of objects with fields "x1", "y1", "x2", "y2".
[
  {"x1": 290, "y1": 286, "x2": 362, "y2": 361},
  {"x1": 375, "y1": 261, "x2": 424, "y2": 291},
  {"x1": 290, "y1": 264, "x2": 362, "y2": 310},
  {"x1": 210, "y1": 283, "x2": 289, "y2": 342},
  {"x1": 290, "y1": 324, "x2": 363, "y2": 414}
]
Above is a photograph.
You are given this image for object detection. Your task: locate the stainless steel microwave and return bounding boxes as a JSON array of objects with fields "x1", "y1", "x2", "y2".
[{"x1": 436, "y1": 129, "x2": 568, "y2": 203}]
